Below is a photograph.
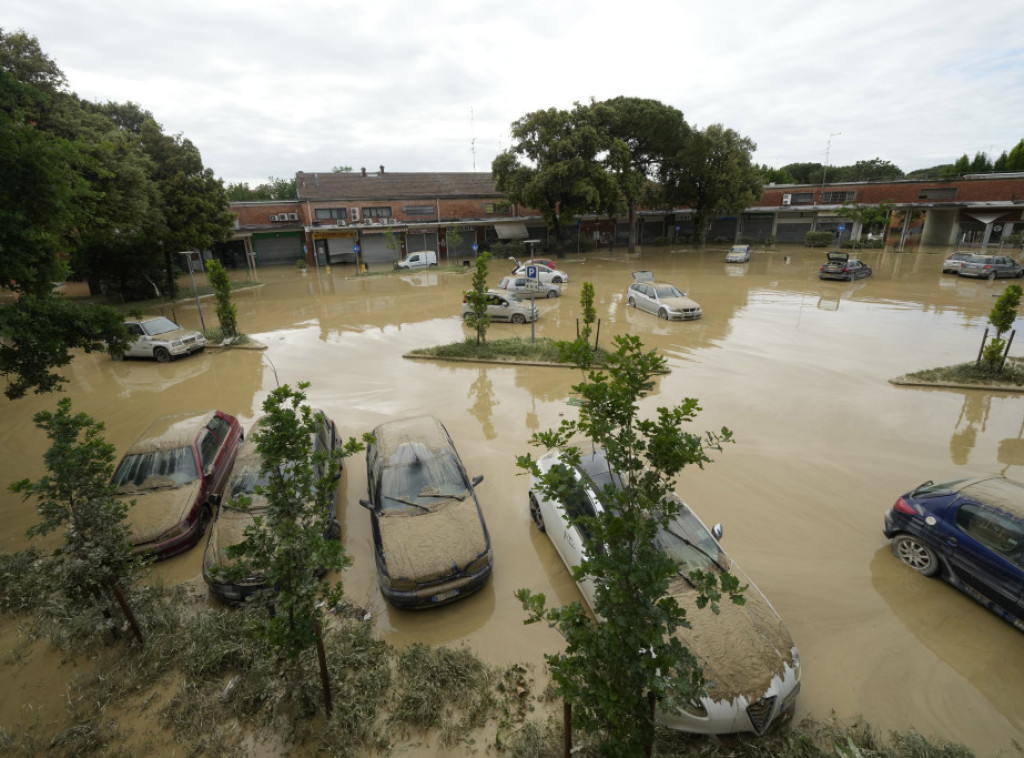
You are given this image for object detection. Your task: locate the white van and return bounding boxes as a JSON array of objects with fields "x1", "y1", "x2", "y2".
[{"x1": 396, "y1": 250, "x2": 438, "y2": 269}]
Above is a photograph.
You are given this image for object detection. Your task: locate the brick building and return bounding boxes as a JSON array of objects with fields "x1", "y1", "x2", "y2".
[{"x1": 224, "y1": 169, "x2": 1024, "y2": 268}]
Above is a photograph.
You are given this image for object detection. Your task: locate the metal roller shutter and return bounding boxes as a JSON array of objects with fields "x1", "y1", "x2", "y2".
[{"x1": 253, "y1": 232, "x2": 303, "y2": 265}]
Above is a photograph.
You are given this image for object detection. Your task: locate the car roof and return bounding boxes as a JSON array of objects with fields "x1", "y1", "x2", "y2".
[
  {"x1": 953, "y1": 476, "x2": 1024, "y2": 520},
  {"x1": 373, "y1": 415, "x2": 451, "y2": 462},
  {"x1": 126, "y1": 410, "x2": 219, "y2": 454}
]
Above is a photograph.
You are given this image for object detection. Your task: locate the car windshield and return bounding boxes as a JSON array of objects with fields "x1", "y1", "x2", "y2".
[
  {"x1": 141, "y1": 317, "x2": 182, "y2": 336},
  {"x1": 654, "y1": 284, "x2": 684, "y2": 299},
  {"x1": 654, "y1": 505, "x2": 729, "y2": 574},
  {"x1": 729, "y1": 246, "x2": 747, "y2": 253},
  {"x1": 381, "y1": 443, "x2": 468, "y2": 513},
  {"x1": 112, "y1": 446, "x2": 198, "y2": 489},
  {"x1": 505, "y1": 291, "x2": 524, "y2": 303}
]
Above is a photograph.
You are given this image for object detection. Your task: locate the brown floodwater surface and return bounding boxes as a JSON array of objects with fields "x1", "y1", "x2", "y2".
[{"x1": 3, "y1": 246, "x2": 1024, "y2": 754}]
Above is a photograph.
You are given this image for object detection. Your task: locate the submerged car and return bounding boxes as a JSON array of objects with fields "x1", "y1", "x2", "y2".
[
  {"x1": 958, "y1": 254, "x2": 1024, "y2": 280},
  {"x1": 359, "y1": 416, "x2": 493, "y2": 609},
  {"x1": 511, "y1": 262, "x2": 569, "y2": 284},
  {"x1": 528, "y1": 449, "x2": 801, "y2": 735},
  {"x1": 116, "y1": 317, "x2": 206, "y2": 363},
  {"x1": 818, "y1": 251, "x2": 872, "y2": 281},
  {"x1": 942, "y1": 251, "x2": 974, "y2": 274},
  {"x1": 725, "y1": 244, "x2": 752, "y2": 263},
  {"x1": 882, "y1": 476, "x2": 1024, "y2": 632},
  {"x1": 497, "y1": 275, "x2": 561, "y2": 298},
  {"x1": 113, "y1": 410, "x2": 243, "y2": 559},
  {"x1": 202, "y1": 410, "x2": 342, "y2": 604},
  {"x1": 461, "y1": 290, "x2": 538, "y2": 323},
  {"x1": 626, "y1": 271, "x2": 703, "y2": 320}
]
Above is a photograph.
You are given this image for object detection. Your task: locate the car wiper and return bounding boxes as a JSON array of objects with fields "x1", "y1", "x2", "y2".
[
  {"x1": 385, "y1": 496, "x2": 433, "y2": 513},
  {"x1": 664, "y1": 526, "x2": 728, "y2": 574}
]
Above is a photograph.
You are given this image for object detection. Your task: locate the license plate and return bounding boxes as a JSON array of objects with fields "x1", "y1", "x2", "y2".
[{"x1": 432, "y1": 589, "x2": 459, "y2": 603}]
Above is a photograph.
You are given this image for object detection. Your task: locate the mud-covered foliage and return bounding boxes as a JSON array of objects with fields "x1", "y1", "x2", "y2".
[{"x1": 901, "y1": 357, "x2": 1024, "y2": 387}]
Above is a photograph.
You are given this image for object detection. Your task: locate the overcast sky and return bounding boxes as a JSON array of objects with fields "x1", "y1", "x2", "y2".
[{"x1": 5, "y1": 0, "x2": 1023, "y2": 186}]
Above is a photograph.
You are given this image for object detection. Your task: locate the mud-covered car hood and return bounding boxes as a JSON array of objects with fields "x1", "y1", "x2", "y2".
[
  {"x1": 204, "y1": 501, "x2": 268, "y2": 574},
  {"x1": 660, "y1": 295, "x2": 702, "y2": 312},
  {"x1": 119, "y1": 479, "x2": 201, "y2": 543},
  {"x1": 378, "y1": 498, "x2": 488, "y2": 581},
  {"x1": 667, "y1": 574, "x2": 798, "y2": 704}
]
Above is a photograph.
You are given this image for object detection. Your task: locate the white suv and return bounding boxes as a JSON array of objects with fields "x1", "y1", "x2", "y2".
[{"x1": 116, "y1": 317, "x2": 206, "y2": 363}]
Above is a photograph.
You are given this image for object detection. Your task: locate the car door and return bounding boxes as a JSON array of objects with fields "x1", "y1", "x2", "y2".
[
  {"x1": 540, "y1": 477, "x2": 599, "y2": 608},
  {"x1": 125, "y1": 323, "x2": 147, "y2": 357},
  {"x1": 634, "y1": 283, "x2": 655, "y2": 315},
  {"x1": 486, "y1": 293, "x2": 510, "y2": 321},
  {"x1": 201, "y1": 415, "x2": 241, "y2": 499},
  {"x1": 947, "y1": 501, "x2": 1024, "y2": 619}
]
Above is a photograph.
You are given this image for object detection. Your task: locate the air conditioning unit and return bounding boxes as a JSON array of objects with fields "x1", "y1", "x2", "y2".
[
  {"x1": 782, "y1": 194, "x2": 792, "y2": 207},
  {"x1": 350, "y1": 207, "x2": 360, "y2": 221},
  {"x1": 388, "y1": 218, "x2": 396, "y2": 225},
  {"x1": 288, "y1": 213, "x2": 298, "y2": 221},
  {"x1": 269, "y1": 214, "x2": 279, "y2": 222}
]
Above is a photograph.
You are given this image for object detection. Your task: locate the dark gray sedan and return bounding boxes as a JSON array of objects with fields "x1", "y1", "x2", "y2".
[{"x1": 958, "y1": 255, "x2": 1024, "y2": 280}]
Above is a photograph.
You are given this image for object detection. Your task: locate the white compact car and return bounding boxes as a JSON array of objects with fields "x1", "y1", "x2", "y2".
[
  {"x1": 512, "y1": 263, "x2": 569, "y2": 284},
  {"x1": 116, "y1": 317, "x2": 206, "y2": 363},
  {"x1": 528, "y1": 448, "x2": 802, "y2": 736}
]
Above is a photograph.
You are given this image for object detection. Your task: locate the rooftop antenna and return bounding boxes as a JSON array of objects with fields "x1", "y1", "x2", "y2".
[{"x1": 471, "y1": 107, "x2": 476, "y2": 171}]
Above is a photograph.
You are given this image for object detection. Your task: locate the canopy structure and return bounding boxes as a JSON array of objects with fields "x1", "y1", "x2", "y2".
[{"x1": 493, "y1": 222, "x2": 529, "y2": 240}]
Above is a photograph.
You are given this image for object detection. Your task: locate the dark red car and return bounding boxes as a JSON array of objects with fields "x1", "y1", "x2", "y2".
[{"x1": 113, "y1": 410, "x2": 244, "y2": 560}]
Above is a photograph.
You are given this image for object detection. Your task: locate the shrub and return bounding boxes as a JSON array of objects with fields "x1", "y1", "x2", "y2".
[{"x1": 805, "y1": 231, "x2": 835, "y2": 247}]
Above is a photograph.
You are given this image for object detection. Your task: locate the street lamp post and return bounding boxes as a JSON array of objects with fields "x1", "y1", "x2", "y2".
[{"x1": 177, "y1": 251, "x2": 207, "y2": 333}]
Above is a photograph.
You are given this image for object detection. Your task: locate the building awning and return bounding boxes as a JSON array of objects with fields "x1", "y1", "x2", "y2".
[{"x1": 494, "y1": 222, "x2": 529, "y2": 240}]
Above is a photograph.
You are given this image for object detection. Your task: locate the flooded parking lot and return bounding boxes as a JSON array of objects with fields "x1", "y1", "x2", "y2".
[{"x1": 2, "y1": 244, "x2": 1024, "y2": 754}]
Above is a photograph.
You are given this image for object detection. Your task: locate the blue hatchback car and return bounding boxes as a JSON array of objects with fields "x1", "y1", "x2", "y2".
[{"x1": 882, "y1": 476, "x2": 1024, "y2": 632}]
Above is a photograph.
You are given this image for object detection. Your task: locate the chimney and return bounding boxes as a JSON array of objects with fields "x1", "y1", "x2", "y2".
[
  {"x1": 379, "y1": 165, "x2": 385, "y2": 175},
  {"x1": 361, "y1": 167, "x2": 367, "y2": 177}
]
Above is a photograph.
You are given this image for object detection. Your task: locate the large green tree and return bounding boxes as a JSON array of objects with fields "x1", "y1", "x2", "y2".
[
  {"x1": 662, "y1": 123, "x2": 762, "y2": 246},
  {"x1": 492, "y1": 103, "x2": 615, "y2": 246},
  {"x1": 591, "y1": 97, "x2": 689, "y2": 254},
  {"x1": 226, "y1": 175, "x2": 297, "y2": 201},
  {"x1": 0, "y1": 29, "x2": 132, "y2": 398},
  {"x1": 517, "y1": 334, "x2": 739, "y2": 754}
]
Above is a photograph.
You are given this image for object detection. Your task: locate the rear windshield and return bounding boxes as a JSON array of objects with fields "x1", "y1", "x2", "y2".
[{"x1": 113, "y1": 446, "x2": 198, "y2": 489}]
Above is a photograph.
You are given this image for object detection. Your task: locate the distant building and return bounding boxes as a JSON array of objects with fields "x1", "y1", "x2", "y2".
[{"x1": 222, "y1": 169, "x2": 1024, "y2": 267}]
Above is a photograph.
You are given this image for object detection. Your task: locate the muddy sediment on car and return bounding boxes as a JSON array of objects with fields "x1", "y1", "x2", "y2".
[{"x1": 670, "y1": 576, "x2": 795, "y2": 704}]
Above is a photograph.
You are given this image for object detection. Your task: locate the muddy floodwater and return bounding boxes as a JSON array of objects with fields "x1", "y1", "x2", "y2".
[{"x1": 3, "y1": 245, "x2": 1024, "y2": 754}]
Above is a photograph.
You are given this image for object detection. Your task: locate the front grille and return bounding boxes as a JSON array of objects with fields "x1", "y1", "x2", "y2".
[{"x1": 746, "y1": 696, "x2": 777, "y2": 735}]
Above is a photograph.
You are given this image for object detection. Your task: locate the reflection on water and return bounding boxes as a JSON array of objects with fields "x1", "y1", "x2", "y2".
[{"x1": 2, "y1": 247, "x2": 1024, "y2": 755}]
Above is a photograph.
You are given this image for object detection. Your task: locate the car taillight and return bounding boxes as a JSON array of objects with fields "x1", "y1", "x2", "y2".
[{"x1": 892, "y1": 497, "x2": 918, "y2": 516}]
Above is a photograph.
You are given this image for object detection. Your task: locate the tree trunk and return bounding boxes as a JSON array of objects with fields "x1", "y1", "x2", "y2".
[
  {"x1": 628, "y1": 204, "x2": 638, "y2": 254},
  {"x1": 109, "y1": 578, "x2": 144, "y2": 645},
  {"x1": 314, "y1": 619, "x2": 332, "y2": 716}
]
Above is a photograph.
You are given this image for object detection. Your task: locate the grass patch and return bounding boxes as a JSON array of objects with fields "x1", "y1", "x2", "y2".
[
  {"x1": 408, "y1": 336, "x2": 608, "y2": 365},
  {"x1": 901, "y1": 357, "x2": 1024, "y2": 387}
]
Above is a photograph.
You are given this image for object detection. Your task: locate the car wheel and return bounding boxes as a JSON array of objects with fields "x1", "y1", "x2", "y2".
[
  {"x1": 462, "y1": 312, "x2": 473, "y2": 321},
  {"x1": 1017, "y1": 269, "x2": 1023, "y2": 278},
  {"x1": 658, "y1": 308, "x2": 668, "y2": 320},
  {"x1": 511, "y1": 313, "x2": 526, "y2": 324},
  {"x1": 552, "y1": 276, "x2": 563, "y2": 284},
  {"x1": 546, "y1": 289, "x2": 558, "y2": 298},
  {"x1": 154, "y1": 347, "x2": 172, "y2": 363},
  {"x1": 111, "y1": 352, "x2": 124, "y2": 362},
  {"x1": 891, "y1": 534, "x2": 941, "y2": 577},
  {"x1": 529, "y1": 492, "x2": 545, "y2": 532},
  {"x1": 326, "y1": 519, "x2": 341, "y2": 540},
  {"x1": 987, "y1": 271, "x2": 997, "y2": 281},
  {"x1": 628, "y1": 296, "x2": 636, "y2": 308}
]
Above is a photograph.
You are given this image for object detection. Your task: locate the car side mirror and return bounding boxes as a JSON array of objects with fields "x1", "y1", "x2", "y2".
[
  {"x1": 712, "y1": 523, "x2": 724, "y2": 540},
  {"x1": 359, "y1": 499, "x2": 375, "y2": 511},
  {"x1": 471, "y1": 474, "x2": 484, "y2": 487}
]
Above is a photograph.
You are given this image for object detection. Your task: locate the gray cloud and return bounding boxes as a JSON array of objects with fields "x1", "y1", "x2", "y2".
[{"x1": 6, "y1": 0, "x2": 1023, "y2": 184}]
